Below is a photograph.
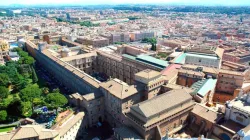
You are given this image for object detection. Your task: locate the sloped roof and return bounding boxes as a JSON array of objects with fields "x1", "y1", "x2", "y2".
[
  {"x1": 191, "y1": 79, "x2": 217, "y2": 97},
  {"x1": 0, "y1": 133, "x2": 14, "y2": 140},
  {"x1": 39, "y1": 130, "x2": 59, "y2": 139},
  {"x1": 191, "y1": 103, "x2": 223, "y2": 123},
  {"x1": 11, "y1": 125, "x2": 59, "y2": 140},
  {"x1": 100, "y1": 78, "x2": 143, "y2": 99},
  {"x1": 12, "y1": 125, "x2": 41, "y2": 139},
  {"x1": 55, "y1": 112, "x2": 84, "y2": 136},
  {"x1": 135, "y1": 69, "x2": 161, "y2": 79},
  {"x1": 130, "y1": 89, "x2": 193, "y2": 118}
]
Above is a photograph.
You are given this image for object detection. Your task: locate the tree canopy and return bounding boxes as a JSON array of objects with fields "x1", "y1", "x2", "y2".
[
  {"x1": 0, "y1": 110, "x2": 7, "y2": 122},
  {"x1": 0, "y1": 73, "x2": 10, "y2": 87},
  {"x1": 20, "y1": 85, "x2": 42, "y2": 102},
  {"x1": 45, "y1": 93, "x2": 67, "y2": 110},
  {"x1": 142, "y1": 38, "x2": 157, "y2": 51},
  {"x1": 0, "y1": 86, "x2": 9, "y2": 99}
]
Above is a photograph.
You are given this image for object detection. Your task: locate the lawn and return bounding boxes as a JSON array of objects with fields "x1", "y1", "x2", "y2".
[{"x1": 0, "y1": 127, "x2": 13, "y2": 132}]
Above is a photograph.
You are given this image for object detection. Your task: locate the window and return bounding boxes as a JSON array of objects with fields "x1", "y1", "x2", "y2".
[
  {"x1": 199, "y1": 59, "x2": 201, "y2": 62},
  {"x1": 236, "y1": 116, "x2": 244, "y2": 123}
]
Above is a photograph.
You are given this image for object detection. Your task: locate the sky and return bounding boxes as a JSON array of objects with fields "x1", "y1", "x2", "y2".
[{"x1": 0, "y1": 0, "x2": 250, "y2": 6}]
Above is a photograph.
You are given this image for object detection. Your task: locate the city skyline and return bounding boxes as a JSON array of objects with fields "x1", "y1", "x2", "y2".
[{"x1": 1, "y1": 0, "x2": 250, "y2": 6}]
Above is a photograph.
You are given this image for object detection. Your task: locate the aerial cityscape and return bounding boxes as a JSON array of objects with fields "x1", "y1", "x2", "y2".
[{"x1": 0, "y1": 1, "x2": 250, "y2": 140}]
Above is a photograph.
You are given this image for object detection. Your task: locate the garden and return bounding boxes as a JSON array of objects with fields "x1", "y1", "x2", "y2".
[{"x1": 0, "y1": 48, "x2": 68, "y2": 131}]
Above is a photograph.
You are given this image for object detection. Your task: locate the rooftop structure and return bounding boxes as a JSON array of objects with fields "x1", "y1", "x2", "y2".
[
  {"x1": 0, "y1": 125, "x2": 59, "y2": 140},
  {"x1": 100, "y1": 78, "x2": 143, "y2": 99},
  {"x1": 122, "y1": 54, "x2": 169, "y2": 70}
]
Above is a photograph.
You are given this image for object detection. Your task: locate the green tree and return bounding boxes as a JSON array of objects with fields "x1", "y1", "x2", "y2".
[
  {"x1": 0, "y1": 110, "x2": 7, "y2": 122},
  {"x1": 21, "y1": 101, "x2": 32, "y2": 117},
  {"x1": 142, "y1": 37, "x2": 157, "y2": 51},
  {"x1": 0, "y1": 86, "x2": 9, "y2": 99},
  {"x1": 13, "y1": 47, "x2": 22, "y2": 53},
  {"x1": 16, "y1": 50, "x2": 35, "y2": 65},
  {"x1": 33, "y1": 98, "x2": 44, "y2": 106},
  {"x1": 18, "y1": 51, "x2": 29, "y2": 57},
  {"x1": 24, "y1": 56, "x2": 35, "y2": 65},
  {"x1": 31, "y1": 67, "x2": 38, "y2": 83},
  {"x1": 148, "y1": 38, "x2": 157, "y2": 51},
  {"x1": 0, "y1": 73, "x2": 10, "y2": 87},
  {"x1": 20, "y1": 85, "x2": 42, "y2": 112},
  {"x1": 46, "y1": 93, "x2": 68, "y2": 112},
  {"x1": 13, "y1": 74, "x2": 28, "y2": 91}
]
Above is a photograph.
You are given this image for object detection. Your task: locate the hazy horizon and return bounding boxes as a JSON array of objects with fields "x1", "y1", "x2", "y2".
[{"x1": 1, "y1": 0, "x2": 250, "y2": 6}]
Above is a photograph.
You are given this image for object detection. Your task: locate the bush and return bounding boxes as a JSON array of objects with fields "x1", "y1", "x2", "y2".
[{"x1": 0, "y1": 110, "x2": 7, "y2": 122}]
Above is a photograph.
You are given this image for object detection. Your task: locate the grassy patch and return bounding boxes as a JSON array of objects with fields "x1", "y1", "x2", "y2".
[
  {"x1": 157, "y1": 52, "x2": 168, "y2": 58},
  {"x1": 0, "y1": 127, "x2": 13, "y2": 132}
]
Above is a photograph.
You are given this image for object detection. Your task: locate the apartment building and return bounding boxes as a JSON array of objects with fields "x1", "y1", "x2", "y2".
[
  {"x1": 130, "y1": 31, "x2": 155, "y2": 42},
  {"x1": 101, "y1": 33, "x2": 130, "y2": 44},
  {"x1": 76, "y1": 36, "x2": 109, "y2": 48},
  {"x1": 0, "y1": 40, "x2": 9, "y2": 65}
]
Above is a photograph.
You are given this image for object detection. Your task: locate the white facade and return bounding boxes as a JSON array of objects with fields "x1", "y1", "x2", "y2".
[
  {"x1": 225, "y1": 95, "x2": 250, "y2": 126},
  {"x1": 185, "y1": 53, "x2": 221, "y2": 69},
  {"x1": 60, "y1": 118, "x2": 83, "y2": 140}
]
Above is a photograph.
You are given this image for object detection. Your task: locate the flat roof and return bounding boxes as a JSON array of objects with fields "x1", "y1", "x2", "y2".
[
  {"x1": 137, "y1": 55, "x2": 169, "y2": 68},
  {"x1": 186, "y1": 53, "x2": 219, "y2": 60},
  {"x1": 135, "y1": 69, "x2": 161, "y2": 80},
  {"x1": 122, "y1": 54, "x2": 168, "y2": 69},
  {"x1": 61, "y1": 52, "x2": 97, "y2": 62}
]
